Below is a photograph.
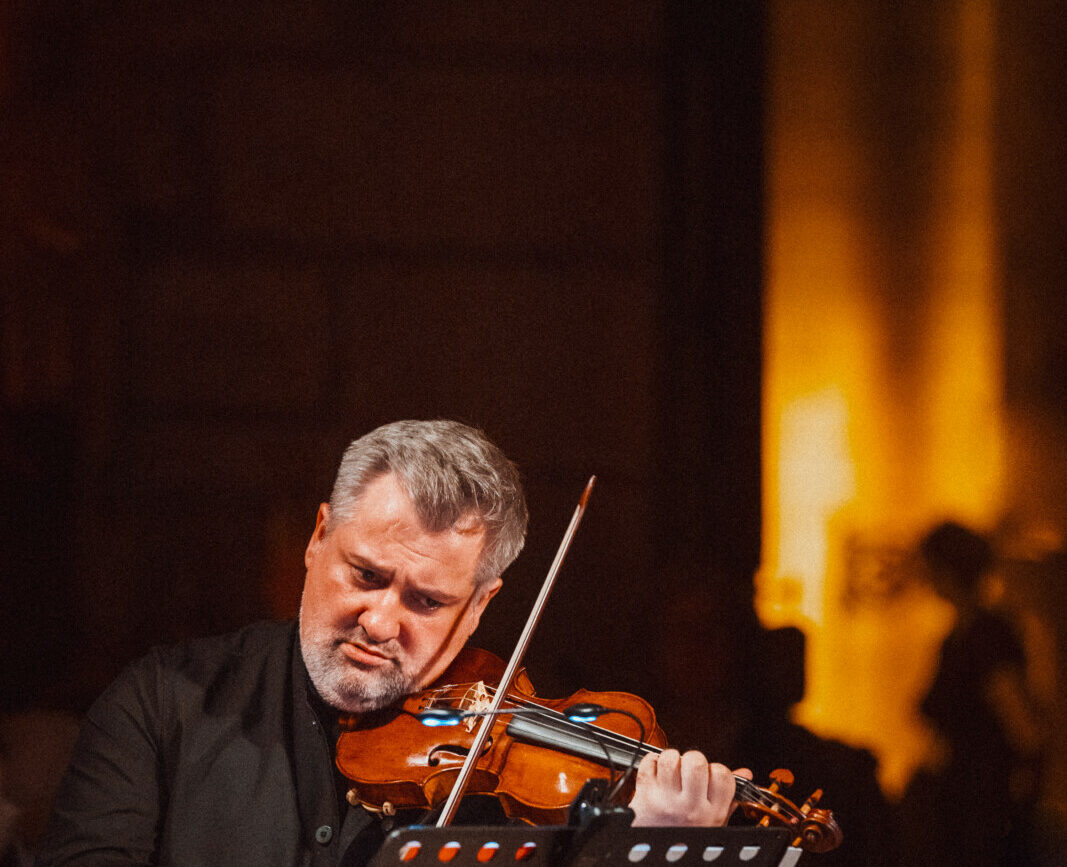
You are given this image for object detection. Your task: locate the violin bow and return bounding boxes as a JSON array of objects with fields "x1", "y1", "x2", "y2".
[{"x1": 435, "y1": 476, "x2": 597, "y2": 827}]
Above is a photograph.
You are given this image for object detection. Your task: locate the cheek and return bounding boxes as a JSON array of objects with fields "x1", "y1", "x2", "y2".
[
  {"x1": 302, "y1": 563, "x2": 348, "y2": 623},
  {"x1": 404, "y1": 620, "x2": 449, "y2": 660}
]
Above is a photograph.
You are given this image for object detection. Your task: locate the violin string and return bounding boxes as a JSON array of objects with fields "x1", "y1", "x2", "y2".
[
  {"x1": 428, "y1": 682, "x2": 802, "y2": 821},
  {"x1": 433, "y1": 681, "x2": 645, "y2": 756}
]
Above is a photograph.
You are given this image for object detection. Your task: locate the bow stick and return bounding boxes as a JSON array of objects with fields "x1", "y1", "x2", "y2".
[{"x1": 435, "y1": 476, "x2": 597, "y2": 827}]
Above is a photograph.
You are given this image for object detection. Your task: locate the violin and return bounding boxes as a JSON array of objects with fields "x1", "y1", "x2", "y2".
[{"x1": 336, "y1": 646, "x2": 843, "y2": 854}]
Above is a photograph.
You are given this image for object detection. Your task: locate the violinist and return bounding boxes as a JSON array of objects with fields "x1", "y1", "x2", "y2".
[{"x1": 37, "y1": 420, "x2": 752, "y2": 867}]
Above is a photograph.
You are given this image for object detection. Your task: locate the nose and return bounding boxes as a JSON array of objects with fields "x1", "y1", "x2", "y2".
[{"x1": 358, "y1": 589, "x2": 402, "y2": 645}]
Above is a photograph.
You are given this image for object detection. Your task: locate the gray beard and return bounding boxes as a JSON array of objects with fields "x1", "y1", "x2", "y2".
[{"x1": 300, "y1": 626, "x2": 417, "y2": 713}]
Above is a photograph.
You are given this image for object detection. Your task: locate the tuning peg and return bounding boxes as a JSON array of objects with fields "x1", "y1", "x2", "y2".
[{"x1": 768, "y1": 768, "x2": 795, "y2": 792}]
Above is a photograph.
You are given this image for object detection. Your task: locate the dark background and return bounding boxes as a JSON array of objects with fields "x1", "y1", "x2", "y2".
[{"x1": 1, "y1": 2, "x2": 765, "y2": 727}]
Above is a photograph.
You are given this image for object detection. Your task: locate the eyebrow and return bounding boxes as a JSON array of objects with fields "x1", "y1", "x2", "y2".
[
  {"x1": 407, "y1": 582, "x2": 466, "y2": 606},
  {"x1": 346, "y1": 553, "x2": 392, "y2": 579}
]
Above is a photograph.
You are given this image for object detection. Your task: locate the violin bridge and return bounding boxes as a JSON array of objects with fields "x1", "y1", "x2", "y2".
[{"x1": 462, "y1": 681, "x2": 493, "y2": 732}]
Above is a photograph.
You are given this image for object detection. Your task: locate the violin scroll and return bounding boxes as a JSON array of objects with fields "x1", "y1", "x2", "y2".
[
  {"x1": 735, "y1": 769, "x2": 843, "y2": 854},
  {"x1": 798, "y1": 808, "x2": 844, "y2": 854}
]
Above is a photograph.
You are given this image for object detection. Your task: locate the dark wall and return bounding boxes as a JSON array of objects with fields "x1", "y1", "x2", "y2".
[
  {"x1": 1, "y1": 2, "x2": 764, "y2": 736},
  {"x1": 999, "y1": 3, "x2": 1067, "y2": 420}
]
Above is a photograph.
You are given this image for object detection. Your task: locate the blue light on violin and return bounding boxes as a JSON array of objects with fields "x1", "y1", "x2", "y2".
[
  {"x1": 416, "y1": 708, "x2": 467, "y2": 727},
  {"x1": 563, "y1": 703, "x2": 607, "y2": 723}
]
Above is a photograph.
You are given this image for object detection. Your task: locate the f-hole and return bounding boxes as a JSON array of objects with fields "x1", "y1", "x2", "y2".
[{"x1": 428, "y1": 737, "x2": 494, "y2": 767}]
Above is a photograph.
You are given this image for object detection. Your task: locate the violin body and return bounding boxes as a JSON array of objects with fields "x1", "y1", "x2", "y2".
[
  {"x1": 335, "y1": 647, "x2": 841, "y2": 855},
  {"x1": 336, "y1": 647, "x2": 668, "y2": 824}
]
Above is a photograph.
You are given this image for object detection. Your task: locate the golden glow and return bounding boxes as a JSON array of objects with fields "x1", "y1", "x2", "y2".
[
  {"x1": 763, "y1": 0, "x2": 1002, "y2": 797},
  {"x1": 773, "y1": 389, "x2": 853, "y2": 626},
  {"x1": 922, "y1": 0, "x2": 1003, "y2": 521}
]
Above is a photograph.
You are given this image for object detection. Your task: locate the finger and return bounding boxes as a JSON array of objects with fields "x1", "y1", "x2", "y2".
[
  {"x1": 707, "y1": 762, "x2": 737, "y2": 805},
  {"x1": 680, "y1": 750, "x2": 711, "y2": 801},
  {"x1": 656, "y1": 749, "x2": 682, "y2": 787},
  {"x1": 635, "y1": 751, "x2": 659, "y2": 785}
]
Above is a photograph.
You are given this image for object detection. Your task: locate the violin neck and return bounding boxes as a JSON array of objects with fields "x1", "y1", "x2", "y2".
[
  {"x1": 505, "y1": 717, "x2": 752, "y2": 796},
  {"x1": 506, "y1": 715, "x2": 646, "y2": 770}
]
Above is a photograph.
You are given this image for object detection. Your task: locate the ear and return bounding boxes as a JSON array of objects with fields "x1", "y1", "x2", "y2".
[
  {"x1": 304, "y1": 503, "x2": 330, "y2": 569},
  {"x1": 465, "y1": 577, "x2": 503, "y2": 635}
]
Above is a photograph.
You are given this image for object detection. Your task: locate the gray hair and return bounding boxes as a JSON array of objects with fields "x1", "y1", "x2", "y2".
[{"x1": 327, "y1": 420, "x2": 528, "y2": 584}]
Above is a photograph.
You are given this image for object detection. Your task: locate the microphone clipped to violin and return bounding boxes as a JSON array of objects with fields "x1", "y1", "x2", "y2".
[{"x1": 333, "y1": 477, "x2": 843, "y2": 854}]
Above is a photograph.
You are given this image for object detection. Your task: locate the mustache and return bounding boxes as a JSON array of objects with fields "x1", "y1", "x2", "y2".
[{"x1": 340, "y1": 626, "x2": 401, "y2": 659}]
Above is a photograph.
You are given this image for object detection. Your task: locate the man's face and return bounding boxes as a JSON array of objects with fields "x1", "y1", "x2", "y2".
[{"x1": 299, "y1": 472, "x2": 501, "y2": 712}]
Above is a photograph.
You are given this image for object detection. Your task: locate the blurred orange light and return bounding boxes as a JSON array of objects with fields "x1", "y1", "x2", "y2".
[{"x1": 763, "y1": 0, "x2": 1002, "y2": 797}]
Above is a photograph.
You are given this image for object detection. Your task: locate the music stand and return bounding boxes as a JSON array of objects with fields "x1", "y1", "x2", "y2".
[{"x1": 368, "y1": 822, "x2": 802, "y2": 867}]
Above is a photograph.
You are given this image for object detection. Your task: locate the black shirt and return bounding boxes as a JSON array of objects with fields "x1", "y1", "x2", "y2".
[{"x1": 35, "y1": 621, "x2": 494, "y2": 866}]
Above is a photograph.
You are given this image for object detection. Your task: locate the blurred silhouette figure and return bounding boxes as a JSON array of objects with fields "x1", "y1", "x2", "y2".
[
  {"x1": 726, "y1": 626, "x2": 900, "y2": 866},
  {"x1": 901, "y1": 521, "x2": 1047, "y2": 866},
  {"x1": 654, "y1": 585, "x2": 898, "y2": 865}
]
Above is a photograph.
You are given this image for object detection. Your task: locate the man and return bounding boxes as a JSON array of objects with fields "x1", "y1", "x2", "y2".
[{"x1": 37, "y1": 420, "x2": 746, "y2": 866}]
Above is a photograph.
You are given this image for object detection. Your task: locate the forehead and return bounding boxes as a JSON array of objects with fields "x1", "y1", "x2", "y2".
[
  {"x1": 345, "y1": 474, "x2": 476, "y2": 531},
  {"x1": 337, "y1": 474, "x2": 486, "y2": 567}
]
